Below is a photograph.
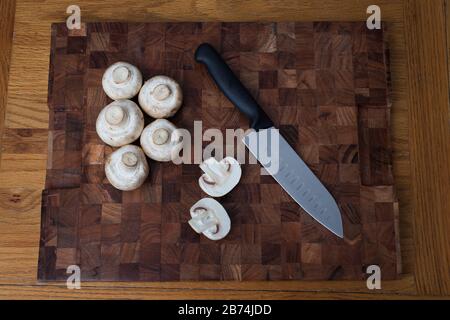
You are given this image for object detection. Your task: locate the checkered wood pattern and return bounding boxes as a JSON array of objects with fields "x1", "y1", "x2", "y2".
[{"x1": 39, "y1": 22, "x2": 400, "y2": 281}]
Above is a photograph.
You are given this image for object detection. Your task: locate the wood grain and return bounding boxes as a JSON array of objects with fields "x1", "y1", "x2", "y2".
[
  {"x1": 0, "y1": 0, "x2": 446, "y2": 298},
  {"x1": 403, "y1": 0, "x2": 450, "y2": 296},
  {"x1": 0, "y1": 0, "x2": 16, "y2": 167},
  {"x1": 0, "y1": 282, "x2": 428, "y2": 300}
]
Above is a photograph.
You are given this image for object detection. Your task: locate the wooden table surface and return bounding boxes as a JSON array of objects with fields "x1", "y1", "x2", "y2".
[{"x1": 0, "y1": 0, "x2": 449, "y2": 299}]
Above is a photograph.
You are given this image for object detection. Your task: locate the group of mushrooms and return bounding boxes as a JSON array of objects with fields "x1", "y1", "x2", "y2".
[{"x1": 97, "y1": 62, "x2": 242, "y2": 240}]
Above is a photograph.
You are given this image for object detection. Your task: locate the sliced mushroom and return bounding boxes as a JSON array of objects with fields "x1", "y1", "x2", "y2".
[
  {"x1": 102, "y1": 62, "x2": 143, "y2": 100},
  {"x1": 188, "y1": 198, "x2": 231, "y2": 241},
  {"x1": 96, "y1": 99, "x2": 144, "y2": 147},
  {"x1": 105, "y1": 145, "x2": 149, "y2": 191},
  {"x1": 140, "y1": 119, "x2": 182, "y2": 162},
  {"x1": 199, "y1": 157, "x2": 242, "y2": 197},
  {"x1": 138, "y1": 75, "x2": 183, "y2": 118}
]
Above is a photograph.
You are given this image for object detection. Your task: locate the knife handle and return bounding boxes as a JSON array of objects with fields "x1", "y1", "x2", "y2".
[{"x1": 195, "y1": 43, "x2": 274, "y2": 131}]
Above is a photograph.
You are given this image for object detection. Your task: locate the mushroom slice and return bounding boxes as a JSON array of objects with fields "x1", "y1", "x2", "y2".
[
  {"x1": 138, "y1": 75, "x2": 183, "y2": 118},
  {"x1": 199, "y1": 157, "x2": 242, "y2": 197},
  {"x1": 96, "y1": 99, "x2": 144, "y2": 147},
  {"x1": 188, "y1": 198, "x2": 231, "y2": 241},
  {"x1": 102, "y1": 62, "x2": 143, "y2": 100},
  {"x1": 105, "y1": 145, "x2": 149, "y2": 191},
  {"x1": 140, "y1": 119, "x2": 182, "y2": 162}
]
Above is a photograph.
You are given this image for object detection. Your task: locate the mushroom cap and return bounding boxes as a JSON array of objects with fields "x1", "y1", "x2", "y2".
[
  {"x1": 189, "y1": 198, "x2": 231, "y2": 241},
  {"x1": 199, "y1": 157, "x2": 242, "y2": 197},
  {"x1": 105, "y1": 145, "x2": 149, "y2": 191},
  {"x1": 140, "y1": 119, "x2": 182, "y2": 162},
  {"x1": 96, "y1": 99, "x2": 145, "y2": 147},
  {"x1": 102, "y1": 62, "x2": 143, "y2": 100},
  {"x1": 138, "y1": 75, "x2": 183, "y2": 118}
]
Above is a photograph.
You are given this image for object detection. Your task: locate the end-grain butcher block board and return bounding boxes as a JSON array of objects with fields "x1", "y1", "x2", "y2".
[{"x1": 38, "y1": 22, "x2": 401, "y2": 282}]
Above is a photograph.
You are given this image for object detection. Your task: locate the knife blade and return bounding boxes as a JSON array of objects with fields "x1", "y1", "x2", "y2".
[{"x1": 195, "y1": 43, "x2": 343, "y2": 238}]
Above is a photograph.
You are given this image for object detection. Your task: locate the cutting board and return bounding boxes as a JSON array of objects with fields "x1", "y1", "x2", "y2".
[{"x1": 38, "y1": 22, "x2": 400, "y2": 281}]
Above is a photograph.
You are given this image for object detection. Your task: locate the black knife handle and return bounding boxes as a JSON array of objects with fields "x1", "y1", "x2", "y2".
[{"x1": 195, "y1": 43, "x2": 274, "y2": 131}]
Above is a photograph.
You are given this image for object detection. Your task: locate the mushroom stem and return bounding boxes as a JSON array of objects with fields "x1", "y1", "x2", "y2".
[
  {"x1": 189, "y1": 209, "x2": 219, "y2": 234},
  {"x1": 200, "y1": 158, "x2": 228, "y2": 184},
  {"x1": 105, "y1": 105, "x2": 126, "y2": 125},
  {"x1": 112, "y1": 66, "x2": 131, "y2": 84},
  {"x1": 121, "y1": 152, "x2": 138, "y2": 167},
  {"x1": 152, "y1": 128, "x2": 170, "y2": 145},
  {"x1": 152, "y1": 84, "x2": 171, "y2": 101}
]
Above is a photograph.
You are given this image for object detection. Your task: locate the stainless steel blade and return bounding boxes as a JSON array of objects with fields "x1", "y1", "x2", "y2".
[{"x1": 243, "y1": 128, "x2": 343, "y2": 238}]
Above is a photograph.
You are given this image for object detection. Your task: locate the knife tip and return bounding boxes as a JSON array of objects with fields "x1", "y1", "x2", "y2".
[
  {"x1": 336, "y1": 223, "x2": 344, "y2": 238},
  {"x1": 320, "y1": 215, "x2": 344, "y2": 238},
  {"x1": 335, "y1": 229, "x2": 344, "y2": 239}
]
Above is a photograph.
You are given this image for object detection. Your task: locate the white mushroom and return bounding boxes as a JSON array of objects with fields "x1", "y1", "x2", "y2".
[
  {"x1": 188, "y1": 198, "x2": 231, "y2": 241},
  {"x1": 105, "y1": 145, "x2": 149, "y2": 191},
  {"x1": 96, "y1": 99, "x2": 144, "y2": 147},
  {"x1": 199, "y1": 157, "x2": 242, "y2": 197},
  {"x1": 102, "y1": 62, "x2": 143, "y2": 100},
  {"x1": 140, "y1": 119, "x2": 182, "y2": 162},
  {"x1": 138, "y1": 75, "x2": 183, "y2": 118}
]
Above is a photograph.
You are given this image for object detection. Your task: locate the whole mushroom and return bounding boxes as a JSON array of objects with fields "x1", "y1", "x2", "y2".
[
  {"x1": 102, "y1": 62, "x2": 143, "y2": 100},
  {"x1": 105, "y1": 145, "x2": 149, "y2": 191},
  {"x1": 140, "y1": 119, "x2": 182, "y2": 162},
  {"x1": 138, "y1": 75, "x2": 183, "y2": 118},
  {"x1": 96, "y1": 99, "x2": 144, "y2": 147},
  {"x1": 199, "y1": 157, "x2": 242, "y2": 197}
]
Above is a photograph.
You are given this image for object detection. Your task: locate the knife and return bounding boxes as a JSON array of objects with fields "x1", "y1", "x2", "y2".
[{"x1": 195, "y1": 43, "x2": 343, "y2": 238}]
